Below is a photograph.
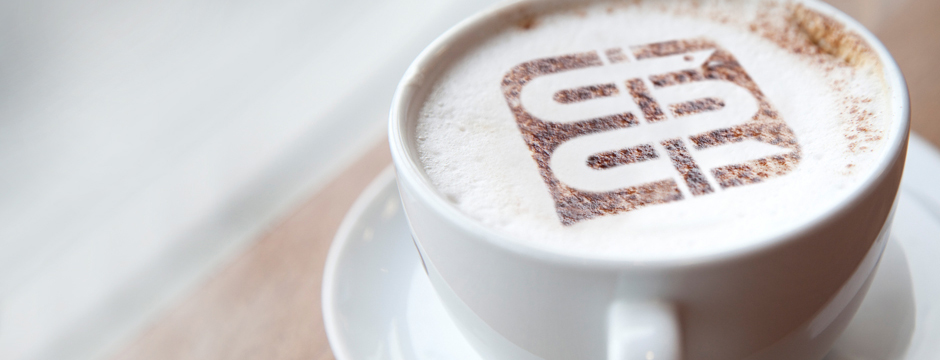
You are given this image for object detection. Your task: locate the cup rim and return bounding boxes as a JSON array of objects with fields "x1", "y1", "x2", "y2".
[{"x1": 388, "y1": 0, "x2": 911, "y2": 269}]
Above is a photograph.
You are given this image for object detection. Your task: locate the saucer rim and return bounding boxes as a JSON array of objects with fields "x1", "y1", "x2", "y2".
[{"x1": 321, "y1": 166, "x2": 399, "y2": 360}]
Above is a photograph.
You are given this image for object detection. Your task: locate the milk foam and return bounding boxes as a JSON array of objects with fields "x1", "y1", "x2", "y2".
[{"x1": 415, "y1": 0, "x2": 892, "y2": 260}]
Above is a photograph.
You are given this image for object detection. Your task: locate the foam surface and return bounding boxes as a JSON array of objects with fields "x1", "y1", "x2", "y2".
[{"x1": 415, "y1": 0, "x2": 893, "y2": 260}]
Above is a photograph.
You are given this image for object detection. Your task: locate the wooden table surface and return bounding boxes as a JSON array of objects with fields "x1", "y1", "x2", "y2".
[{"x1": 111, "y1": 1, "x2": 940, "y2": 359}]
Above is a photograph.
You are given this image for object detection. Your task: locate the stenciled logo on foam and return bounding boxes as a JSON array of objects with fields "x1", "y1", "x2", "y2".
[{"x1": 501, "y1": 39, "x2": 801, "y2": 225}]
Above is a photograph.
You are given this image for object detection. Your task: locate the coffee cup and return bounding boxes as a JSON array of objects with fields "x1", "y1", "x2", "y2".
[{"x1": 388, "y1": 1, "x2": 910, "y2": 359}]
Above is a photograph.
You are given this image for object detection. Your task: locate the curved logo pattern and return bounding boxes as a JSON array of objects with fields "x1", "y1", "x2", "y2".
[{"x1": 501, "y1": 39, "x2": 801, "y2": 225}]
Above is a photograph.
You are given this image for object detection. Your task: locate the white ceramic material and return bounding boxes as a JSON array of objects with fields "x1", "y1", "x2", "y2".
[
  {"x1": 386, "y1": 0, "x2": 910, "y2": 359},
  {"x1": 322, "y1": 133, "x2": 940, "y2": 360}
]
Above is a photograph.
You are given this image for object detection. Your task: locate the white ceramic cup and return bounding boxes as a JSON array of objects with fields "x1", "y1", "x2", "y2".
[{"x1": 388, "y1": 1, "x2": 910, "y2": 359}]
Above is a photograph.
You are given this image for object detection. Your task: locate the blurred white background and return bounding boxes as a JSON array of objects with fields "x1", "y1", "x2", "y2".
[
  {"x1": 0, "y1": 0, "x2": 501, "y2": 359},
  {"x1": 0, "y1": 0, "x2": 918, "y2": 359}
]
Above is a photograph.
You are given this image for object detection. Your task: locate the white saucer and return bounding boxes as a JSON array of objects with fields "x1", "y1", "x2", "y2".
[{"x1": 322, "y1": 135, "x2": 940, "y2": 360}]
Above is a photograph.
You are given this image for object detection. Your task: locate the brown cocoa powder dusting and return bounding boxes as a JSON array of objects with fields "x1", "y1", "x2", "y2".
[
  {"x1": 605, "y1": 47, "x2": 630, "y2": 63},
  {"x1": 744, "y1": 2, "x2": 885, "y2": 159},
  {"x1": 502, "y1": 39, "x2": 803, "y2": 225},
  {"x1": 554, "y1": 180, "x2": 684, "y2": 226},
  {"x1": 634, "y1": 40, "x2": 800, "y2": 161},
  {"x1": 502, "y1": 51, "x2": 679, "y2": 225},
  {"x1": 662, "y1": 138, "x2": 715, "y2": 195},
  {"x1": 553, "y1": 83, "x2": 619, "y2": 104},
  {"x1": 632, "y1": 38, "x2": 717, "y2": 59},
  {"x1": 791, "y1": 4, "x2": 877, "y2": 68},
  {"x1": 587, "y1": 144, "x2": 658, "y2": 169},
  {"x1": 842, "y1": 95, "x2": 883, "y2": 154},
  {"x1": 671, "y1": 97, "x2": 725, "y2": 117},
  {"x1": 712, "y1": 153, "x2": 800, "y2": 188},
  {"x1": 502, "y1": 52, "x2": 604, "y2": 108},
  {"x1": 626, "y1": 78, "x2": 667, "y2": 122},
  {"x1": 747, "y1": 2, "x2": 878, "y2": 69},
  {"x1": 650, "y1": 69, "x2": 705, "y2": 87}
]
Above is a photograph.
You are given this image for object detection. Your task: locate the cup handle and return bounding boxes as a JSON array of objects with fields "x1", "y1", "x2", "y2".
[{"x1": 608, "y1": 301, "x2": 681, "y2": 360}]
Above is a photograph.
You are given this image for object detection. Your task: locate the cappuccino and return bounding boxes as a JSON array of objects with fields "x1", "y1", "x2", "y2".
[{"x1": 415, "y1": 0, "x2": 893, "y2": 260}]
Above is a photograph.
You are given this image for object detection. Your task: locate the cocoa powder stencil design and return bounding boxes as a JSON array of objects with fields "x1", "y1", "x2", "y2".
[{"x1": 501, "y1": 39, "x2": 801, "y2": 225}]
